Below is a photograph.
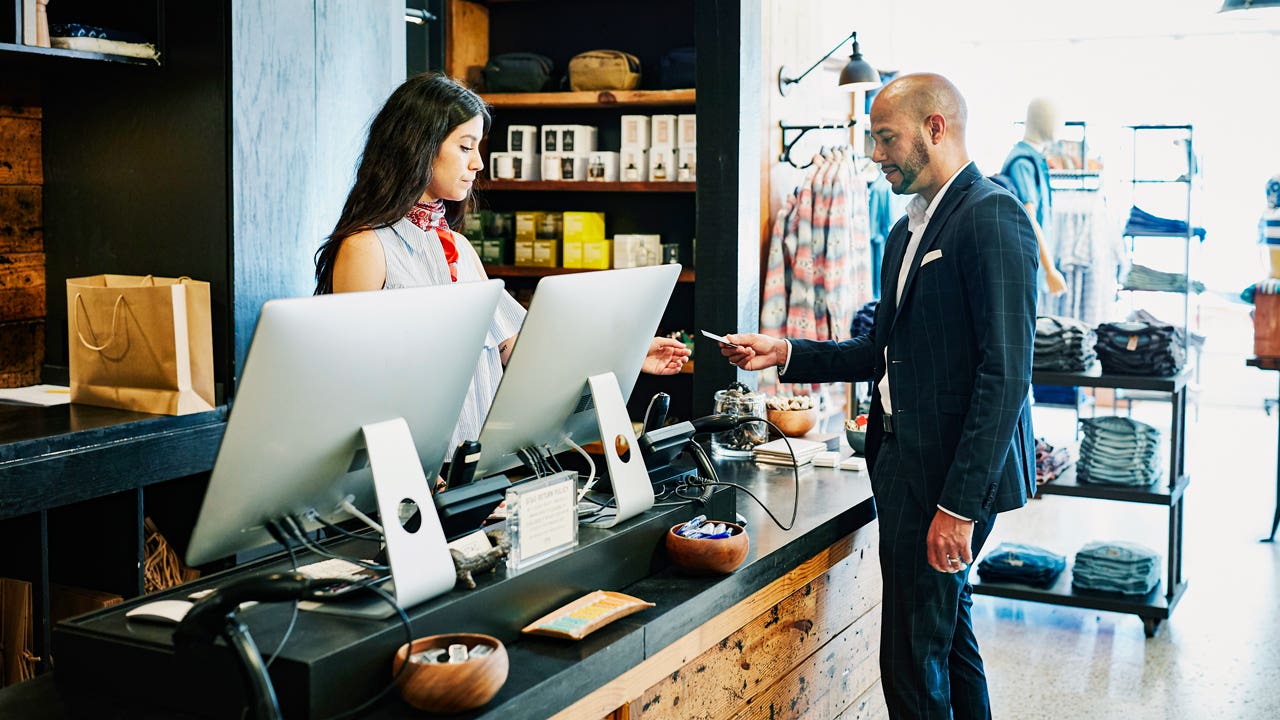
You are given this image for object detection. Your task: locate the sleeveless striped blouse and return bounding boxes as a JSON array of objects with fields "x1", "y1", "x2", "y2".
[{"x1": 374, "y1": 217, "x2": 526, "y2": 448}]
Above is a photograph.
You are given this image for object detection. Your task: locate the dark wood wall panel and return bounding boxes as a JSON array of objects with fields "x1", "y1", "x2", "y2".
[
  {"x1": 0, "y1": 104, "x2": 43, "y2": 387},
  {"x1": 42, "y1": 2, "x2": 230, "y2": 390}
]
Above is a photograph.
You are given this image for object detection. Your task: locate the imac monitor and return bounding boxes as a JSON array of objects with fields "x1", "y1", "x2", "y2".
[
  {"x1": 185, "y1": 281, "x2": 503, "y2": 572},
  {"x1": 472, "y1": 265, "x2": 680, "y2": 482}
]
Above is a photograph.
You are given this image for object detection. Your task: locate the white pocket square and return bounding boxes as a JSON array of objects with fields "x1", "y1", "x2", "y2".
[{"x1": 920, "y1": 249, "x2": 943, "y2": 267}]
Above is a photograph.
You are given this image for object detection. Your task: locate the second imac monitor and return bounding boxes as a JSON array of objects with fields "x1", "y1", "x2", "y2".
[{"x1": 470, "y1": 265, "x2": 680, "y2": 524}]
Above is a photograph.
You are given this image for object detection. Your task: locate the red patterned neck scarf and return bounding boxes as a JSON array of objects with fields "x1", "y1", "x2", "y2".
[{"x1": 406, "y1": 199, "x2": 458, "y2": 282}]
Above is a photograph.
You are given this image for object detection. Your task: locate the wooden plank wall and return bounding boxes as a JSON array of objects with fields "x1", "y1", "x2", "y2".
[
  {"x1": 626, "y1": 526, "x2": 884, "y2": 720},
  {"x1": 0, "y1": 104, "x2": 44, "y2": 387}
]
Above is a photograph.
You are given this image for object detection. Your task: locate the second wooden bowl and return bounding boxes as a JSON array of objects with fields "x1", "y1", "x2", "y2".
[
  {"x1": 666, "y1": 521, "x2": 749, "y2": 574},
  {"x1": 392, "y1": 633, "x2": 508, "y2": 713}
]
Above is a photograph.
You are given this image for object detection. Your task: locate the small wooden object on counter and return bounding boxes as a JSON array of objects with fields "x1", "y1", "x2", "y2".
[
  {"x1": 392, "y1": 633, "x2": 508, "y2": 713},
  {"x1": 666, "y1": 521, "x2": 749, "y2": 574}
]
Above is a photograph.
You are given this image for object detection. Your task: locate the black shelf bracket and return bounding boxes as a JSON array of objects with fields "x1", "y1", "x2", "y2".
[{"x1": 779, "y1": 120, "x2": 855, "y2": 169}]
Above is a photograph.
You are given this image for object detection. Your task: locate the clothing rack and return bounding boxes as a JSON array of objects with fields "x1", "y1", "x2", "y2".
[{"x1": 779, "y1": 120, "x2": 855, "y2": 169}]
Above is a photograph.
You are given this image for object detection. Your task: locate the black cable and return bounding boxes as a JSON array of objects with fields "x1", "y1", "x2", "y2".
[
  {"x1": 689, "y1": 417, "x2": 800, "y2": 532},
  {"x1": 319, "y1": 583, "x2": 415, "y2": 720},
  {"x1": 282, "y1": 515, "x2": 390, "y2": 572},
  {"x1": 263, "y1": 526, "x2": 302, "y2": 668}
]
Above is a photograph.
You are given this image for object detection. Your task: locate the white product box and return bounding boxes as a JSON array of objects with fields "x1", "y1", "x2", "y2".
[
  {"x1": 559, "y1": 125, "x2": 598, "y2": 154},
  {"x1": 541, "y1": 125, "x2": 565, "y2": 153},
  {"x1": 491, "y1": 152, "x2": 540, "y2": 180},
  {"x1": 557, "y1": 153, "x2": 590, "y2": 181},
  {"x1": 619, "y1": 148, "x2": 648, "y2": 182},
  {"x1": 648, "y1": 146, "x2": 676, "y2": 182},
  {"x1": 614, "y1": 233, "x2": 663, "y2": 268},
  {"x1": 508, "y1": 125, "x2": 538, "y2": 153},
  {"x1": 587, "y1": 151, "x2": 620, "y2": 182},
  {"x1": 510, "y1": 152, "x2": 540, "y2": 181},
  {"x1": 676, "y1": 146, "x2": 696, "y2": 182},
  {"x1": 490, "y1": 151, "x2": 515, "y2": 180},
  {"x1": 650, "y1": 114, "x2": 677, "y2": 148},
  {"x1": 620, "y1": 115, "x2": 651, "y2": 150},
  {"x1": 541, "y1": 152, "x2": 563, "y2": 181},
  {"x1": 676, "y1": 114, "x2": 697, "y2": 148}
]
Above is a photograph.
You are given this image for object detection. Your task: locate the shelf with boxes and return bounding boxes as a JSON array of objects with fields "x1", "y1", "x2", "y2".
[{"x1": 487, "y1": 113, "x2": 697, "y2": 184}]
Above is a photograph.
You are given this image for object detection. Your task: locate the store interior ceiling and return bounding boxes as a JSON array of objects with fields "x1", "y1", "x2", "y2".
[{"x1": 843, "y1": 0, "x2": 1280, "y2": 406}]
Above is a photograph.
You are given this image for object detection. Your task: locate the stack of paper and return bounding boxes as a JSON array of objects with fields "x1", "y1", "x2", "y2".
[{"x1": 752, "y1": 438, "x2": 826, "y2": 467}]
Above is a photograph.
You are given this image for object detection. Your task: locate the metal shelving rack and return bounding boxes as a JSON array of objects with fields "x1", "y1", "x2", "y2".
[{"x1": 972, "y1": 125, "x2": 1196, "y2": 638}]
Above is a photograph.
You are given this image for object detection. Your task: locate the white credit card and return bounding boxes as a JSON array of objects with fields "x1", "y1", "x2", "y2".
[{"x1": 701, "y1": 329, "x2": 739, "y2": 347}]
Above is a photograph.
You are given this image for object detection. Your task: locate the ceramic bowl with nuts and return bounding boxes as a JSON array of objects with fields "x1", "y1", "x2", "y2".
[{"x1": 765, "y1": 395, "x2": 819, "y2": 437}]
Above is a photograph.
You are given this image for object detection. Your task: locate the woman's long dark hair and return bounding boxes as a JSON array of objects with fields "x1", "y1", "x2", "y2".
[{"x1": 314, "y1": 73, "x2": 491, "y2": 294}]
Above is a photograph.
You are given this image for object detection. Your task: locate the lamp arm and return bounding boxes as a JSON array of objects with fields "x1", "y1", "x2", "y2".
[{"x1": 784, "y1": 31, "x2": 857, "y2": 86}]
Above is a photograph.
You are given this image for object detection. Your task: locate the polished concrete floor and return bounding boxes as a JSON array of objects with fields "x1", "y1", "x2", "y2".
[{"x1": 974, "y1": 398, "x2": 1280, "y2": 719}]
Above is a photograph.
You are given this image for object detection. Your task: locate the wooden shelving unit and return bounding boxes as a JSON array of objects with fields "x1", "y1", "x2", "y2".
[
  {"x1": 0, "y1": 42, "x2": 157, "y2": 65},
  {"x1": 484, "y1": 264, "x2": 694, "y2": 283},
  {"x1": 480, "y1": 180, "x2": 695, "y2": 193},
  {"x1": 481, "y1": 88, "x2": 695, "y2": 109}
]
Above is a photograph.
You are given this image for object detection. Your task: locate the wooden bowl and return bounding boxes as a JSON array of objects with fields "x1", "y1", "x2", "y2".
[
  {"x1": 392, "y1": 633, "x2": 508, "y2": 713},
  {"x1": 666, "y1": 521, "x2": 749, "y2": 574},
  {"x1": 766, "y1": 407, "x2": 818, "y2": 437}
]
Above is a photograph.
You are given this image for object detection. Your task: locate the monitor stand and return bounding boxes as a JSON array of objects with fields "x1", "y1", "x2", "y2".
[
  {"x1": 302, "y1": 417, "x2": 455, "y2": 619},
  {"x1": 584, "y1": 372, "x2": 654, "y2": 528}
]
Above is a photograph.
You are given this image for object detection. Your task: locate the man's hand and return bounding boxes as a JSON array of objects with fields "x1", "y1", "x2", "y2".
[
  {"x1": 926, "y1": 510, "x2": 975, "y2": 573},
  {"x1": 721, "y1": 333, "x2": 788, "y2": 371},
  {"x1": 642, "y1": 337, "x2": 691, "y2": 375}
]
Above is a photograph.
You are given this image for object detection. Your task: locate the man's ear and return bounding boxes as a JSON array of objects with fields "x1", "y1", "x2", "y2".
[{"x1": 926, "y1": 114, "x2": 946, "y2": 145}]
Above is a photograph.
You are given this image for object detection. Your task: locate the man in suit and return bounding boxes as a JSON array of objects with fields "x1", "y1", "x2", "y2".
[{"x1": 723, "y1": 73, "x2": 1037, "y2": 719}]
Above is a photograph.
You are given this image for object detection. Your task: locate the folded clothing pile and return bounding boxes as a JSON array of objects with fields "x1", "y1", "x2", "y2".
[
  {"x1": 977, "y1": 542, "x2": 1066, "y2": 588},
  {"x1": 1094, "y1": 321, "x2": 1185, "y2": 376},
  {"x1": 1071, "y1": 540, "x2": 1161, "y2": 596},
  {"x1": 1077, "y1": 416, "x2": 1162, "y2": 487},
  {"x1": 1033, "y1": 315, "x2": 1096, "y2": 372},
  {"x1": 1034, "y1": 437, "x2": 1073, "y2": 485}
]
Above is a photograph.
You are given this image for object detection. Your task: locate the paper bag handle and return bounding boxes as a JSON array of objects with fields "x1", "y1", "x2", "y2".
[{"x1": 73, "y1": 293, "x2": 126, "y2": 352}]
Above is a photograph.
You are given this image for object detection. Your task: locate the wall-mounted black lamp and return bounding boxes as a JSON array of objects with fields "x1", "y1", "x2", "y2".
[
  {"x1": 777, "y1": 31, "x2": 881, "y2": 97},
  {"x1": 404, "y1": 8, "x2": 436, "y2": 24}
]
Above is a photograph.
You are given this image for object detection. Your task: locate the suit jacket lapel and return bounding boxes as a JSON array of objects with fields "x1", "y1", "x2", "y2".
[
  {"x1": 894, "y1": 163, "x2": 981, "y2": 313},
  {"x1": 877, "y1": 217, "x2": 911, "y2": 343}
]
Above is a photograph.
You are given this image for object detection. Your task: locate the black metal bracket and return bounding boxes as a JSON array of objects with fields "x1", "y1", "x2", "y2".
[{"x1": 779, "y1": 120, "x2": 855, "y2": 168}]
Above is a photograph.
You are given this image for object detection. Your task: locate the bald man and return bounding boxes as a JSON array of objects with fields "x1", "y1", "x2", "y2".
[{"x1": 723, "y1": 73, "x2": 1037, "y2": 719}]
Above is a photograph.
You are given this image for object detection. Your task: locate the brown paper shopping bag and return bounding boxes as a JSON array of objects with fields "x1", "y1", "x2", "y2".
[
  {"x1": 0, "y1": 577, "x2": 38, "y2": 687},
  {"x1": 66, "y1": 275, "x2": 215, "y2": 415}
]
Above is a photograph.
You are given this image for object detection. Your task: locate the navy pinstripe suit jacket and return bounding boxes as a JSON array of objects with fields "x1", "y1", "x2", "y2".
[{"x1": 787, "y1": 162, "x2": 1037, "y2": 521}]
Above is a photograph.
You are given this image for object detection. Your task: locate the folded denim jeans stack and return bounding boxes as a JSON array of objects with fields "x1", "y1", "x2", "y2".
[
  {"x1": 1034, "y1": 315, "x2": 1097, "y2": 372},
  {"x1": 1077, "y1": 416, "x2": 1162, "y2": 486},
  {"x1": 1122, "y1": 263, "x2": 1205, "y2": 294},
  {"x1": 978, "y1": 542, "x2": 1067, "y2": 588},
  {"x1": 1071, "y1": 540, "x2": 1161, "y2": 596},
  {"x1": 1035, "y1": 437, "x2": 1073, "y2": 485},
  {"x1": 1094, "y1": 321, "x2": 1185, "y2": 376}
]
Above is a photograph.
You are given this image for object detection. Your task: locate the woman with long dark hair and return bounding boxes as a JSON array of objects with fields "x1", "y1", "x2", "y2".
[{"x1": 316, "y1": 73, "x2": 687, "y2": 447}]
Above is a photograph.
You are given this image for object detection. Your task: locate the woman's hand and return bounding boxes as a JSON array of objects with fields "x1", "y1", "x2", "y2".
[{"x1": 642, "y1": 337, "x2": 691, "y2": 375}]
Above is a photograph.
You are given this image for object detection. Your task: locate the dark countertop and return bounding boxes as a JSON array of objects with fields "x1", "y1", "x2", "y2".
[
  {"x1": 0, "y1": 402, "x2": 227, "y2": 519},
  {"x1": 0, "y1": 458, "x2": 876, "y2": 719}
]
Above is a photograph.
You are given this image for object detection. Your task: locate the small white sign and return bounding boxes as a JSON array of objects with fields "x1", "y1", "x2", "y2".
[{"x1": 506, "y1": 470, "x2": 579, "y2": 570}]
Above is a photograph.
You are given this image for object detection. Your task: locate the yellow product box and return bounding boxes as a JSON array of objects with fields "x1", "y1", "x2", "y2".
[
  {"x1": 514, "y1": 239, "x2": 536, "y2": 266},
  {"x1": 515, "y1": 211, "x2": 539, "y2": 242},
  {"x1": 562, "y1": 240, "x2": 584, "y2": 269},
  {"x1": 563, "y1": 211, "x2": 606, "y2": 243},
  {"x1": 582, "y1": 239, "x2": 612, "y2": 269},
  {"x1": 531, "y1": 239, "x2": 559, "y2": 268}
]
